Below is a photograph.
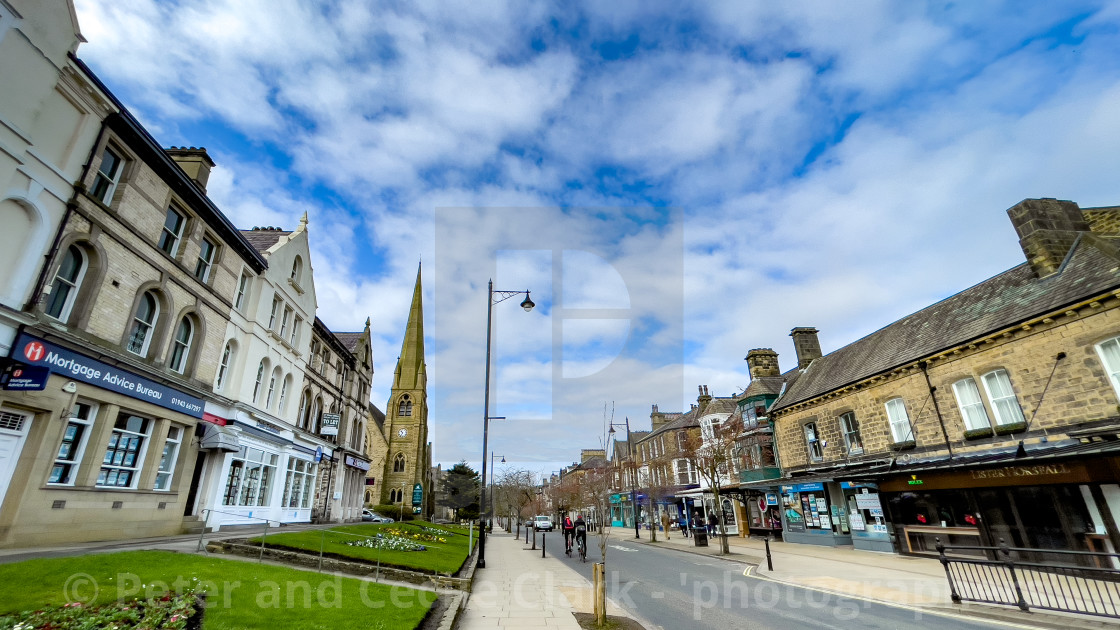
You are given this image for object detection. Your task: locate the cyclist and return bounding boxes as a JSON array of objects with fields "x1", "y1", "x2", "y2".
[
  {"x1": 574, "y1": 513, "x2": 588, "y2": 560},
  {"x1": 561, "y1": 514, "x2": 575, "y2": 555}
]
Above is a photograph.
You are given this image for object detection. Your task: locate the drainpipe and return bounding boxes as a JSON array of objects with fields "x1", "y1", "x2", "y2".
[{"x1": 918, "y1": 361, "x2": 953, "y2": 460}]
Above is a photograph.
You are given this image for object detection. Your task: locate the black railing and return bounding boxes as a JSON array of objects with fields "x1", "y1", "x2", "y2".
[{"x1": 936, "y1": 537, "x2": 1120, "y2": 618}]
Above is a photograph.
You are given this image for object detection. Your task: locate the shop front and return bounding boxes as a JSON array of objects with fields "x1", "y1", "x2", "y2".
[
  {"x1": 874, "y1": 456, "x2": 1120, "y2": 564},
  {"x1": 0, "y1": 332, "x2": 208, "y2": 546},
  {"x1": 778, "y1": 481, "x2": 853, "y2": 547},
  {"x1": 840, "y1": 482, "x2": 891, "y2": 552}
]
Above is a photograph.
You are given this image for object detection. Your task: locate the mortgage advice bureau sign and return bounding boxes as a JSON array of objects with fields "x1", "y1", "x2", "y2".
[{"x1": 14, "y1": 333, "x2": 204, "y2": 418}]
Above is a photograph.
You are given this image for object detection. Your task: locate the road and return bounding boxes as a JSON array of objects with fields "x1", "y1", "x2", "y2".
[{"x1": 528, "y1": 530, "x2": 1023, "y2": 630}]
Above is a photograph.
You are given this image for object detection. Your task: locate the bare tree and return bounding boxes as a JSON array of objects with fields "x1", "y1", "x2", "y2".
[
  {"x1": 683, "y1": 414, "x2": 744, "y2": 554},
  {"x1": 494, "y1": 468, "x2": 537, "y2": 537}
]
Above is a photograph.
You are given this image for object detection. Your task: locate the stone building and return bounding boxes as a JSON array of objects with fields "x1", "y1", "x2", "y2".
[
  {"x1": 766, "y1": 198, "x2": 1120, "y2": 560},
  {"x1": 363, "y1": 403, "x2": 388, "y2": 506},
  {"x1": 376, "y1": 266, "x2": 432, "y2": 517},
  {"x1": 0, "y1": 0, "x2": 114, "y2": 356},
  {"x1": 732, "y1": 349, "x2": 791, "y2": 538},
  {"x1": 0, "y1": 93, "x2": 263, "y2": 544}
]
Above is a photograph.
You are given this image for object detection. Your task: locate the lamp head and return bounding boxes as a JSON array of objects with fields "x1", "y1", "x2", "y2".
[
  {"x1": 520, "y1": 292, "x2": 535, "y2": 312},
  {"x1": 608, "y1": 425, "x2": 616, "y2": 435},
  {"x1": 500, "y1": 456, "x2": 506, "y2": 463}
]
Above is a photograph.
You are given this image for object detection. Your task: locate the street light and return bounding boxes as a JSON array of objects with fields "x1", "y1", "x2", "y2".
[
  {"x1": 478, "y1": 280, "x2": 534, "y2": 569},
  {"x1": 489, "y1": 452, "x2": 505, "y2": 532},
  {"x1": 608, "y1": 417, "x2": 641, "y2": 539}
]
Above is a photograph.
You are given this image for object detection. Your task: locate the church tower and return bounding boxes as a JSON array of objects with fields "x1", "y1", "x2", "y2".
[{"x1": 381, "y1": 265, "x2": 430, "y2": 515}]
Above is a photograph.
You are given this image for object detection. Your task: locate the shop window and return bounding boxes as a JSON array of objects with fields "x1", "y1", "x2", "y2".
[
  {"x1": 126, "y1": 291, "x2": 160, "y2": 357},
  {"x1": 167, "y1": 316, "x2": 194, "y2": 374},
  {"x1": 952, "y1": 378, "x2": 991, "y2": 431},
  {"x1": 282, "y1": 457, "x2": 315, "y2": 509},
  {"x1": 839, "y1": 412, "x2": 863, "y2": 455},
  {"x1": 154, "y1": 425, "x2": 182, "y2": 491},
  {"x1": 45, "y1": 245, "x2": 87, "y2": 322},
  {"x1": 393, "y1": 453, "x2": 405, "y2": 472},
  {"x1": 97, "y1": 413, "x2": 151, "y2": 488},
  {"x1": 158, "y1": 207, "x2": 186, "y2": 257},
  {"x1": 90, "y1": 146, "x2": 124, "y2": 204},
  {"x1": 885, "y1": 398, "x2": 913, "y2": 443},
  {"x1": 803, "y1": 422, "x2": 823, "y2": 462},
  {"x1": 981, "y1": 369, "x2": 1026, "y2": 427},
  {"x1": 194, "y1": 237, "x2": 216, "y2": 282},
  {"x1": 222, "y1": 446, "x2": 278, "y2": 506},
  {"x1": 49, "y1": 401, "x2": 97, "y2": 485},
  {"x1": 234, "y1": 272, "x2": 250, "y2": 311}
]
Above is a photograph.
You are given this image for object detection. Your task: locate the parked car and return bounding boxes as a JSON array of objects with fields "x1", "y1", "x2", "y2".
[
  {"x1": 362, "y1": 509, "x2": 393, "y2": 523},
  {"x1": 533, "y1": 515, "x2": 554, "y2": 531}
]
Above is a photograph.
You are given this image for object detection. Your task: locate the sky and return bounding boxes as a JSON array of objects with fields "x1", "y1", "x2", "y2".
[{"x1": 72, "y1": 0, "x2": 1120, "y2": 477}]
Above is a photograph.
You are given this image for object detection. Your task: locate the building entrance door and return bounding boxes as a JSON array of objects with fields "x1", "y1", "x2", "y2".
[{"x1": 0, "y1": 409, "x2": 32, "y2": 506}]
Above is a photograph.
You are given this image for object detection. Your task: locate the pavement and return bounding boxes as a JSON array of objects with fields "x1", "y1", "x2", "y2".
[
  {"x1": 457, "y1": 525, "x2": 635, "y2": 629},
  {"x1": 604, "y1": 525, "x2": 1118, "y2": 630}
]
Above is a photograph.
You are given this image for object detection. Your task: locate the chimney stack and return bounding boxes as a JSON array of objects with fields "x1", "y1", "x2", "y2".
[
  {"x1": 697, "y1": 385, "x2": 712, "y2": 414},
  {"x1": 165, "y1": 146, "x2": 215, "y2": 192},
  {"x1": 745, "y1": 348, "x2": 780, "y2": 379},
  {"x1": 790, "y1": 327, "x2": 822, "y2": 370},
  {"x1": 1007, "y1": 198, "x2": 1088, "y2": 278}
]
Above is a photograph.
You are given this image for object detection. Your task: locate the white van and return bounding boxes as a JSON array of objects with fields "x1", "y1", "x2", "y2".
[{"x1": 533, "y1": 515, "x2": 554, "y2": 531}]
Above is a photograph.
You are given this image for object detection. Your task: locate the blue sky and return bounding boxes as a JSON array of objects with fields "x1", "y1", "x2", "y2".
[{"x1": 73, "y1": 0, "x2": 1120, "y2": 476}]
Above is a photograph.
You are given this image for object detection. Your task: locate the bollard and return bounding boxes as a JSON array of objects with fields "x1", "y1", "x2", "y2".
[
  {"x1": 531, "y1": 527, "x2": 536, "y2": 550},
  {"x1": 525, "y1": 525, "x2": 529, "y2": 544},
  {"x1": 542, "y1": 532, "x2": 546, "y2": 558},
  {"x1": 259, "y1": 521, "x2": 269, "y2": 563},
  {"x1": 764, "y1": 534, "x2": 773, "y2": 572},
  {"x1": 196, "y1": 509, "x2": 209, "y2": 553}
]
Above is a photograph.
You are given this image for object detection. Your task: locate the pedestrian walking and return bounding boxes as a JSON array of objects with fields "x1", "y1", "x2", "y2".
[
  {"x1": 707, "y1": 511, "x2": 718, "y2": 535},
  {"x1": 678, "y1": 514, "x2": 689, "y2": 538},
  {"x1": 660, "y1": 511, "x2": 670, "y2": 540}
]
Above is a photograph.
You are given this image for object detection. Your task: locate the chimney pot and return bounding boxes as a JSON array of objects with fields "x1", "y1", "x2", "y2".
[
  {"x1": 790, "y1": 327, "x2": 822, "y2": 370},
  {"x1": 165, "y1": 146, "x2": 215, "y2": 193}
]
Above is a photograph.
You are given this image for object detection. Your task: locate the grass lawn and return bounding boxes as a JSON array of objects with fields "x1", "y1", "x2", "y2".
[
  {"x1": 250, "y1": 521, "x2": 475, "y2": 575},
  {"x1": 0, "y1": 550, "x2": 433, "y2": 630}
]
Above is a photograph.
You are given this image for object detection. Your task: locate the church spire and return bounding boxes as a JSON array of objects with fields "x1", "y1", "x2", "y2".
[{"x1": 393, "y1": 263, "x2": 426, "y2": 390}]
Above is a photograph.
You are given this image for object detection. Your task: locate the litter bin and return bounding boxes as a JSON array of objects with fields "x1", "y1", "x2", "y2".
[{"x1": 692, "y1": 527, "x2": 708, "y2": 547}]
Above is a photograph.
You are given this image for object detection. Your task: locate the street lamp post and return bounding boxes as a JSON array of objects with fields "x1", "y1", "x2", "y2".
[
  {"x1": 478, "y1": 280, "x2": 534, "y2": 569},
  {"x1": 608, "y1": 417, "x2": 640, "y2": 539},
  {"x1": 489, "y1": 452, "x2": 505, "y2": 531}
]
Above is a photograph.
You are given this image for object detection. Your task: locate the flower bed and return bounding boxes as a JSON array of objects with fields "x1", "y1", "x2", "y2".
[
  {"x1": 382, "y1": 527, "x2": 447, "y2": 543},
  {"x1": 0, "y1": 590, "x2": 202, "y2": 630},
  {"x1": 345, "y1": 533, "x2": 427, "y2": 551}
]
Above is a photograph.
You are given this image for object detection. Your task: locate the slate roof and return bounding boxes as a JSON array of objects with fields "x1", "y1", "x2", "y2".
[
  {"x1": 239, "y1": 227, "x2": 290, "y2": 253},
  {"x1": 773, "y1": 236, "x2": 1120, "y2": 411},
  {"x1": 368, "y1": 403, "x2": 386, "y2": 431},
  {"x1": 334, "y1": 332, "x2": 364, "y2": 353},
  {"x1": 743, "y1": 375, "x2": 786, "y2": 399}
]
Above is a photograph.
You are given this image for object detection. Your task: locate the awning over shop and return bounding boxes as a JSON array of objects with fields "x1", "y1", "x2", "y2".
[{"x1": 199, "y1": 422, "x2": 240, "y2": 452}]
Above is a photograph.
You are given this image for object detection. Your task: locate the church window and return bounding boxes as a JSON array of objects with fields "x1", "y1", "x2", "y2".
[
  {"x1": 398, "y1": 395, "x2": 412, "y2": 416},
  {"x1": 393, "y1": 453, "x2": 405, "y2": 472}
]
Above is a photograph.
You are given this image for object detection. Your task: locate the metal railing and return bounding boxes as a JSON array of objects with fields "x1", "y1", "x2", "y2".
[{"x1": 936, "y1": 537, "x2": 1120, "y2": 618}]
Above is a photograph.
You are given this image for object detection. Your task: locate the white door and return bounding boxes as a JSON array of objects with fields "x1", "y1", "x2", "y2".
[{"x1": 0, "y1": 408, "x2": 32, "y2": 504}]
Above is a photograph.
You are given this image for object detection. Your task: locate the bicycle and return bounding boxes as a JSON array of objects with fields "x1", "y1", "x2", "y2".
[{"x1": 577, "y1": 536, "x2": 586, "y2": 562}]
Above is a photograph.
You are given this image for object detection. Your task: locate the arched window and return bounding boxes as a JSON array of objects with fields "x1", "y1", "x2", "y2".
[
  {"x1": 278, "y1": 375, "x2": 291, "y2": 413},
  {"x1": 291, "y1": 256, "x2": 303, "y2": 284},
  {"x1": 393, "y1": 453, "x2": 405, "y2": 473},
  {"x1": 364, "y1": 490, "x2": 372, "y2": 505},
  {"x1": 126, "y1": 291, "x2": 159, "y2": 356},
  {"x1": 398, "y1": 395, "x2": 412, "y2": 417},
  {"x1": 311, "y1": 396, "x2": 323, "y2": 432},
  {"x1": 297, "y1": 390, "x2": 310, "y2": 430},
  {"x1": 389, "y1": 488, "x2": 398, "y2": 503},
  {"x1": 168, "y1": 316, "x2": 194, "y2": 373},
  {"x1": 46, "y1": 245, "x2": 86, "y2": 322},
  {"x1": 265, "y1": 367, "x2": 280, "y2": 408},
  {"x1": 215, "y1": 342, "x2": 235, "y2": 391},
  {"x1": 252, "y1": 360, "x2": 267, "y2": 403}
]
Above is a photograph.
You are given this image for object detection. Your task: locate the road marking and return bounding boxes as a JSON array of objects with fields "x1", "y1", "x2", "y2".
[
  {"x1": 609, "y1": 545, "x2": 637, "y2": 552},
  {"x1": 650, "y1": 591, "x2": 664, "y2": 599}
]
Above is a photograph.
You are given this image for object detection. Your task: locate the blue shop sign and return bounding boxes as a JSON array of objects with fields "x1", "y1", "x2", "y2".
[
  {"x1": 13, "y1": 333, "x2": 204, "y2": 418},
  {"x1": 0, "y1": 358, "x2": 49, "y2": 391},
  {"x1": 780, "y1": 482, "x2": 825, "y2": 493},
  {"x1": 840, "y1": 481, "x2": 878, "y2": 490}
]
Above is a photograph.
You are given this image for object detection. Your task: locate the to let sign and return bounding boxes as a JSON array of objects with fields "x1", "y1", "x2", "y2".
[{"x1": 320, "y1": 413, "x2": 340, "y2": 437}]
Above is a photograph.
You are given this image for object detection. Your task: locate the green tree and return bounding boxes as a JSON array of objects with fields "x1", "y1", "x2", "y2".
[{"x1": 439, "y1": 461, "x2": 481, "y2": 521}]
